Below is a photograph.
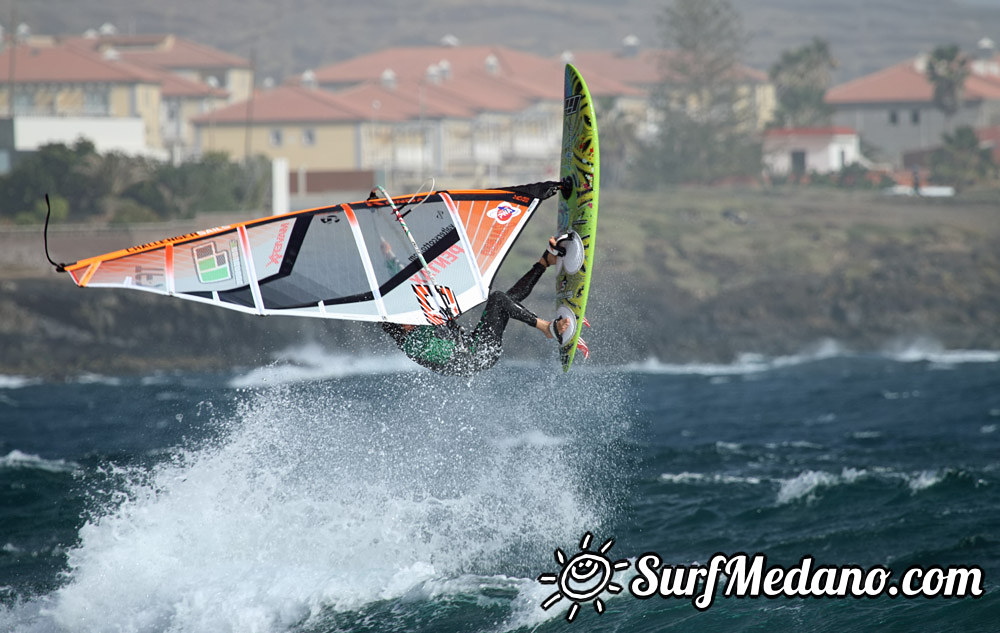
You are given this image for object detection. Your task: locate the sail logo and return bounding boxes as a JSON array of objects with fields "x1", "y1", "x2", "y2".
[
  {"x1": 564, "y1": 94, "x2": 583, "y2": 115},
  {"x1": 192, "y1": 242, "x2": 232, "y2": 284},
  {"x1": 267, "y1": 222, "x2": 292, "y2": 268},
  {"x1": 412, "y1": 284, "x2": 459, "y2": 325},
  {"x1": 486, "y1": 203, "x2": 521, "y2": 225}
]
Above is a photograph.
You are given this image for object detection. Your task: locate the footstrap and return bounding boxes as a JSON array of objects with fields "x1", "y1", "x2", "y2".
[{"x1": 548, "y1": 317, "x2": 568, "y2": 345}]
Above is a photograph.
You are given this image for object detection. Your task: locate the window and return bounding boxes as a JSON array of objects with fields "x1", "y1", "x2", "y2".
[
  {"x1": 83, "y1": 88, "x2": 109, "y2": 115},
  {"x1": 302, "y1": 128, "x2": 316, "y2": 146},
  {"x1": 888, "y1": 110, "x2": 899, "y2": 125},
  {"x1": 911, "y1": 109, "x2": 920, "y2": 125},
  {"x1": 12, "y1": 88, "x2": 33, "y2": 113},
  {"x1": 269, "y1": 129, "x2": 283, "y2": 147}
]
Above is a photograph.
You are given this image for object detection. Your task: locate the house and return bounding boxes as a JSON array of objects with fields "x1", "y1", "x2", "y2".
[
  {"x1": 191, "y1": 84, "x2": 371, "y2": 171},
  {"x1": 825, "y1": 44, "x2": 1000, "y2": 167},
  {"x1": 64, "y1": 33, "x2": 253, "y2": 104},
  {"x1": 0, "y1": 42, "x2": 166, "y2": 166},
  {"x1": 762, "y1": 127, "x2": 862, "y2": 176},
  {"x1": 301, "y1": 44, "x2": 584, "y2": 184},
  {"x1": 158, "y1": 71, "x2": 229, "y2": 163},
  {"x1": 193, "y1": 44, "x2": 636, "y2": 189}
]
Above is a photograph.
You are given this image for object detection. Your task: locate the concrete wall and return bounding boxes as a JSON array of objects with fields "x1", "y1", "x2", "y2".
[{"x1": 11, "y1": 116, "x2": 165, "y2": 158}]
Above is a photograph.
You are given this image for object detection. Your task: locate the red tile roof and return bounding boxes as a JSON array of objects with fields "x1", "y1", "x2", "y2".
[
  {"x1": 826, "y1": 57, "x2": 1000, "y2": 105},
  {"x1": 335, "y1": 79, "x2": 478, "y2": 121},
  {"x1": 159, "y1": 72, "x2": 229, "y2": 99},
  {"x1": 0, "y1": 43, "x2": 161, "y2": 84},
  {"x1": 309, "y1": 45, "x2": 554, "y2": 86},
  {"x1": 191, "y1": 85, "x2": 372, "y2": 125},
  {"x1": 65, "y1": 34, "x2": 250, "y2": 70},
  {"x1": 301, "y1": 45, "x2": 640, "y2": 114}
]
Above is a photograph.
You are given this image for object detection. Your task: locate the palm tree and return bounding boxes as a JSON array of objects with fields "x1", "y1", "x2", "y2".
[
  {"x1": 768, "y1": 38, "x2": 837, "y2": 128},
  {"x1": 925, "y1": 45, "x2": 970, "y2": 119}
]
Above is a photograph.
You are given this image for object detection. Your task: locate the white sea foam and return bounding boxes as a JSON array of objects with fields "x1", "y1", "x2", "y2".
[
  {"x1": 884, "y1": 338, "x2": 1000, "y2": 365},
  {"x1": 13, "y1": 369, "x2": 626, "y2": 633},
  {"x1": 776, "y1": 470, "x2": 841, "y2": 504},
  {"x1": 628, "y1": 340, "x2": 846, "y2": 376},
  {"x1": 0, "y1": 450, "x2": 79, "y2": 474},
  {"x1": 71, "y1": 373, "x2": 123, "y2": 386},
  {"x1": 659, "y1": 472, "x2": 763, "y2": 486},
  {"x1": 228, "y1": 343, "x2": 417, "y2": 388},
  {"x1": 906, "y1": 469, "x2": 944, "y2": 492},
  {"x1": 0, "y1": 375, "x2": 38, "y2": 389},
  {"x1": 628, "y1": 337, "x2": 999, "y2": 376},
  {"x1": 775, "y1": 467, "x2": 949, "y2": 505}
]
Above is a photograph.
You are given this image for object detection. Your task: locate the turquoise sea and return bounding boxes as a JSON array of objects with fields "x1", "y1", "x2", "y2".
[{"x1": 1, "y1": 342, "x2": 998, "y2": 632}]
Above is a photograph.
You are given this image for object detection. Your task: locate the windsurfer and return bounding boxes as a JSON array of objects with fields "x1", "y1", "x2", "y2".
[{"x1": 382, "y1": 237, "x2": 570, "y2": 376}]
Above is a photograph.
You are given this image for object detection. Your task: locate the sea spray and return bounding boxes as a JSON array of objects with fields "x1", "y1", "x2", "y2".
[{"x1": 38, "y1": 365, "x2": 631, "y2": 633}]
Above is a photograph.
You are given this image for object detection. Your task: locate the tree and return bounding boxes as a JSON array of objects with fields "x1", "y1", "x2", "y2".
[
  {"x1": 638, "y1": 0, "x2": 762, "y2": 186},
  {"x1": 768, "y1": 38, "x2": 837, "y2": 128},
  {"x1": 596, "y1": 97, "x2": 641, "y2": 189},
  {"x1": 925, "y1": 45, "x2": 970, "y2": 119},
  {"x1": 930, "y1": 125, "x2": 996, "y2": 191},
  {"x1": 0, "y1": 140, "x2": 109, "y2": 222}
]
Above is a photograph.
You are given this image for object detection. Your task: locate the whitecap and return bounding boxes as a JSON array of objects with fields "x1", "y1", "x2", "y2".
[
  {"x1": 905, "y1": 470, "x2": 943, "y2": 492},
  {"x1": 884, "y1": 338, "x2": 1000, "y2": 365},
  {"x1": 0, "y1": 375, "x2": 38, "y2": 389},
  {"x1": 0, "y1": 450, "x2": 79, "y2": 473},
  {"x1": 72, "y1": 373, "x2": 123, "y2": 386},
  {"x1": 627, "y1": 339, "x2": 848, "y2": 376},
  {"x1": 228, "y1": 343, "x2": 417, "y2": 388},
  {"x1": 776, "y1": 470, "x2": 842, "y2": 504},
  {"x1": 659, "y1": 472, "x2": 763, "y2": 486}
]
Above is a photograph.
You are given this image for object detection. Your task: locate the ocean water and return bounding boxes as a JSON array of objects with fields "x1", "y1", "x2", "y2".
[{"x1": 1, "y1": 341, "x2": 998, "y2": 632}]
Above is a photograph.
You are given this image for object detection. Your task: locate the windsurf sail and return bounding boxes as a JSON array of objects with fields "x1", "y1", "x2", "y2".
[{"x1": 56, "y1": 182, "x2": 560, "y2": 326}]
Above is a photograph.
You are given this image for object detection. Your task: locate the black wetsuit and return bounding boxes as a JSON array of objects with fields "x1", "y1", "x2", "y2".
[{"x1": 383, "y1": 263, "x2": 546, "y2": 376}]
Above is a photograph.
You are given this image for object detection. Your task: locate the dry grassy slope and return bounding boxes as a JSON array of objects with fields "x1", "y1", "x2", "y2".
[
  {"x1": 2, "y1": 187, "x2": 999, "y2": 376},
  {"x1": 499, "y1": 187, "x2": 1000, "y2": 363},
  {"x1": 19, "y1": 0, "x2": 1000, "y2": 83}
]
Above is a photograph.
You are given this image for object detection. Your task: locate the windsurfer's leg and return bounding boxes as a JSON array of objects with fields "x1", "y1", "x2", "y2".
[{"x1": 472, "y1": 290, "x2": 539, "y2": 348}]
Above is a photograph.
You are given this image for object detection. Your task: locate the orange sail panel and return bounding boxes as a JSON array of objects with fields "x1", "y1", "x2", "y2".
[{"x1": 62, "y1": 187, "x2": 550, "y2": 325}]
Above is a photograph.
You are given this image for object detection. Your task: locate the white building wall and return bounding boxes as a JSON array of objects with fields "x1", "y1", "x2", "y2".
[
  {"x1": 13, "y1": 116, "x2": 166, "y2": 158},
  {"x1": 763, "y1": 132, "x2": 861, "y2": 175},
  {"x1": 831, "y1": 103, "x2": 986, "y2": 166}
]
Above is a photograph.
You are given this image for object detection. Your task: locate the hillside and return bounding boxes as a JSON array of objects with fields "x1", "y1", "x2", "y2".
[
  {"x1": 17, "y1": 0, "x2": 1000, "y2": 84},
  {"x1": 3, "y1": 187, "x2": 998, "y2": 377}
]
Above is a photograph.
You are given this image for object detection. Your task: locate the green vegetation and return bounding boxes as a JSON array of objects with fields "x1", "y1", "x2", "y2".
[
  {"x1": 768, "y1": 38, "x2": 836, "y2": 128},
  {"x1": 0, "y1": 141, "x2": 270, "y2": 225},
  {"x1": 930, "y1": 125, "x2": 998, "y2": 191},
  {"x1": 636, "y1": 0, "x2": 762, "y2": 187},
  {"x1": 925, "y1": 45, "x2": 970, "y2": 119}
]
